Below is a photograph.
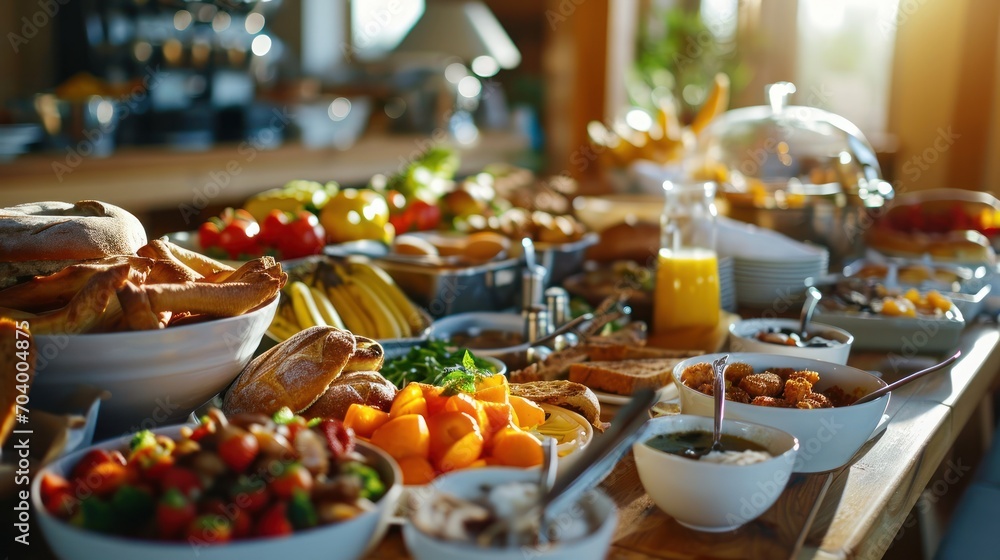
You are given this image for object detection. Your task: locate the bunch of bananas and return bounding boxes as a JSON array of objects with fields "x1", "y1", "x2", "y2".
[{"x1": 269, "y1": 260, "x2": 427, "y2": 341}]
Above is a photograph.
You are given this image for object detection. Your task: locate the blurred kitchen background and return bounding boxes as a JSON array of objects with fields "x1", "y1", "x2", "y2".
[{"x1": 0, "y1": 0, "x2": 997, "y2": 231}]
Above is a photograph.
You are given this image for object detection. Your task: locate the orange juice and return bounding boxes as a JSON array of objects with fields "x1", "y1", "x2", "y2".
[{"x1": 653, "y1": 247, "x2": 720, "y2": 331}]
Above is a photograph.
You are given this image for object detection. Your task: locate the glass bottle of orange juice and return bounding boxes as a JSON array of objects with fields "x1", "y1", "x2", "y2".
[{"x1": 653, "y1": 181, "x2": 720, "y2": 332}]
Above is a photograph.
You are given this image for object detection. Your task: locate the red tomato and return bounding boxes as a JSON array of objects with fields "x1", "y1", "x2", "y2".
[
  {"x1": 218, "y1": 220, "x2": 261, "y2": 259},
  {"x1": 270, "y1": 462, "x2": 313, "y2": 500},
  {"x1": 40, "y1": 473, "x2": 71, "y2": 500},
  {"x1": 160, "y1": 466, "x2": 203, "y2": 499},
  {"x1": 44, "y1": 489, "x2": 78, "y2": 518},
  {"x1": 74, "y1": 461, "x2": 128, "y2": 497},
  {"x1": 230, "y1": 477, "x2": 270, "y2": 513},
  {"x1": 279, "y1": 211, "x2": 326, "y2": 259},
  {"x1": 409, "y1": 200, "x2": 442, "y2": 231},
  {"x1": 217, "y1": 426, "x2": 260, "y2": 473},
  {"x1": 198, "y1": 219, "x2": 223, "y2": 249},
  {"x1": 156, "y1": 488, "x2": 196, "y2": 540},
  {"x1": 319, "y1": 419, "x2": 355, "y2": 460},
  {"x1": 255, "y1": 502, "x2": 293, "y2": 538},
  {"x1": 70, "y1": 449, "x2": 126, "y2": 482},
  {"x1": 258, "y1": 209, "x2": 290, "y2": 248}
]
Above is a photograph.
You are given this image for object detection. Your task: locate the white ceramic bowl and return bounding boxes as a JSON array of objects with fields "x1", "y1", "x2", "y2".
[
  {"x1": 32, "y1": 424, "x2": 402, "y2": 560},
  {"x1": 729, "y1": 318, "x2": 854, "y2": 364},
  {"x1": 674, "y1": 353, "x2": 889, "y2": 473},
  {"x1": 403, "y1": 467, "x2": 617, "y2": 560},
  {"x1": 633, "y1": 415, "x2": 799, "y2": 532},
  {"x1": 32, "y1": 297, "x2": 278, "y2": 435}
]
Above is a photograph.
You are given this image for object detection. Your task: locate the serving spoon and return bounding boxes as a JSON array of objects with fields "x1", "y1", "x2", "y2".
[
  {"x1": 851, "y1": 350, "x2": 962, "y2": 405},
  {"x1": 683, "y1": 354, "x2": 729, "y2": 458},
  {"x1": 799, "y1": 286, "x2": 822, "y2": 338}
]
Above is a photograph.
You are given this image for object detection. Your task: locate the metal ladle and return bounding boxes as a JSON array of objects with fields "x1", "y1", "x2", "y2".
[
  {"x1": 683, "y1": 354, "x2": 729, "y2": 458},
  {"x1": 851, "y1": 350, "x2": 962, "y2": 406},
  {"x1": 799, "y1": 286, "x2": 822, "y2": 338}
]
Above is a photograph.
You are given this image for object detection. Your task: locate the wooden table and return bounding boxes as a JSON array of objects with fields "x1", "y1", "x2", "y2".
[{"x1": 367, "y1": 323, "x2": 1000, "y2": 560}]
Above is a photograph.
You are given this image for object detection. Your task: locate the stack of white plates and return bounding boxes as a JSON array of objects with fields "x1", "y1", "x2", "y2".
[
  {"x1": 718, "y1": 256, "x2": 736, "y2": 312},
  {"x1": 732, "y1": 254, "x2": 829, "y2": 307},
  {"x1": 716, "y1": 217, "x2": 829, "y2": 308}
]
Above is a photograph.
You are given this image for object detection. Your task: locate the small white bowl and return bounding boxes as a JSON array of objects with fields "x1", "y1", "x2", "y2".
[
  {"x1": 633, "y1": 415, "x2": 799, "y2": 532},
  {"x1": 403, "y1": 467, "x2": 617, "y2": 560},
  {"x1": 32, "y1": 297, "x2": 278, "y2": 435},
  {"x1": 674, "y1": 353, "x2": 889, "y2": 473},
  {"x1": 32, "y1": 424, "x2": 402, "y2": 560},
  {"x1": 729, "y1": 318, "x2": 853, "y2": 364},
  {"x1": 429, "y1": 312, "x2": 524, "y2": 359}
]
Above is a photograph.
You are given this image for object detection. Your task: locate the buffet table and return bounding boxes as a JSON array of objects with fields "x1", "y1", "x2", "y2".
[{"x1": 367, "y1": 323, "x2": 1000, "y2": 560}]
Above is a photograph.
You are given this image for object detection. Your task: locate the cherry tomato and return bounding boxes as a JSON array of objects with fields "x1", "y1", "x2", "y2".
[
  {"x1": 156, "y1": 488, "x2": 196, "y2": 540},
  {"x1": 230, "y1": 477, "x2": 270, "y2": 513},
  {"x1": 255, "y1": 502, "x2": 293, "y2": 538},
  {"x1": 270, "y1": 462, "x2": 313, "y2": 500},
  {"x1": 217, "y1": 426, "x2": 260, "y2": 473},
  {"x1": 70, "y1": 450, "x2": 126, "y2": 482},
  {"x1": 159, "y1": 466, "x2": 203, "y2": 499}
]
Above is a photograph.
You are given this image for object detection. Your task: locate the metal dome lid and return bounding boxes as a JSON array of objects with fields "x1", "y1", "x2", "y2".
[{"x1": 696, "y1": 82, "x2": 893, "y2": 208}]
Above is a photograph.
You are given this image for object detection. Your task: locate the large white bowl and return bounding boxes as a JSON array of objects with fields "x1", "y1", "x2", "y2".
[
  {"x1": 403, "y1": 467, "x2": 617, "y2": 560},
  {"x1": 32, "y1": 297, "x2": 278, "y2": 435},
  {"x1": 729, "y1": 318, "x2": 853, "y2": 364},
  {"x1": 32, "y1": 424, "x2": 402, "y2": 560},
  {"x1": 674, "y1": 353, "x2": 889, "y2": 473},
  {"x1": 633, "y1": 415, "x2": 799, "y2": 532}
]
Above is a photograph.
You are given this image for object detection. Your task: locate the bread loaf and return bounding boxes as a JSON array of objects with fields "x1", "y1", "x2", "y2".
[
  {"x1": 223, "y1": 326, "x2": 356, "y2": 416},
  {"x1": 302, "y1": 370, "x2": 397, "y2": 420}
]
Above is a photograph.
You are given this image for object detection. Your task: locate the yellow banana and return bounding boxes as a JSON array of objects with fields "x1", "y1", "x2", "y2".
[
  {"x1": 346, "y1": 282, "x2": 404, "y2": 339},
  {"x1": 309, "y1": 286, "x2": 345, "y2": 329},
  {"x1": 327, "y1": 283, "x2": 376, "y2": 337},
  {"x1": 347, "y1": 260, "x2": 425, "y2": 333},
  {"x1": 289, "y1": 281, "x2": 325, "y2": 329},
  {"x1": 347, "y1": 262, "x2": 413, "y2": 336}
]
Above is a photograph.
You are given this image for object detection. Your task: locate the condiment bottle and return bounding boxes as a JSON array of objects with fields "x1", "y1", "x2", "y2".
[{"x1": 653, "y1": 181, "x2": 721, "y2": 332}]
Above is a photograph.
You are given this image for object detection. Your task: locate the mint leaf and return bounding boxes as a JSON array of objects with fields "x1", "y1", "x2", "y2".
[{"x1": 462, "y1": 350, "x2": 475, "y2": 371}]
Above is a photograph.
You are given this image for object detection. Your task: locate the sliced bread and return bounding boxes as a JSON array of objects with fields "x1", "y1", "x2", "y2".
[
  {"x1": 508, "y1": 380, "x2": 607, "y2": 431},
  {"x1": 568, "y1": 358, "x2": 683, "y2": 396}
]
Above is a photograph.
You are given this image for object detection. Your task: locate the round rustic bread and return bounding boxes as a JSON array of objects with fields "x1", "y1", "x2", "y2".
[{"x1": 302, "y1": 370, "x2": 397, "y2": 420}]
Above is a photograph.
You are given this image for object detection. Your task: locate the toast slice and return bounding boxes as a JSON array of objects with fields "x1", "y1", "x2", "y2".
[
  {"x1": 568, "y1": 358, "x2": 684, "y2": 396},
  {"x1": 508, "y1": 380, "x2": 608, "y2": 431},
  {"x1": 581, "y1": 343, "x2": 703, "y2": 362}
]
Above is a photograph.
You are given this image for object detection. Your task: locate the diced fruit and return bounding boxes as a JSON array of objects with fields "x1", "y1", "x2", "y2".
[
  {"x1": 186, "y1": 514, "x2": 232, "y2": 544},
  {"x1": 396, "y1": 456, "x2": 436, "y2": 485},
  {"x1": 159, "y1": 466, "x2": 203, "y2": 498},
  {"x1": 427, "y1": 412, "x2": 483, "y2": 472},
  {"x1": 156, "y1": 488, "x2": 196, "y2": 539},
  {"x1": 343, "y1": 404, "x2": 390, "y2": 438},
  {"x1": 509, "y1": 396, "x2": 546, "y2": 429},
  {"x1": 271, "y1": 462, "x2": 313, "y2": 500},
  {"x1": 256, "y1": 502, "x2": 293, "y2": 538},
  {"x1": 71, "y1": 449, "x2": 126, "y2": 481},
  {"x1": 474, "y1": 384, "x2": 508, "y2": 404},
  {"x1": 480, "y1": 401, "x2": 516, "y2": 437},
  {"x1": 370, "y1": 414, "x2": 430, "y2": 460},
  {"x1": 489, "y1": 427, "x2": 544, "y2": 468},
  {"x1": 927, "y1": 290, "x2": 953, "y2": 312},
  {"x1": 435, "y1": 432, "x2": 485, "y2": 473},
  {"x1": 444, "y1": 393, "x2": 489, "y2": 433},
  {"x1": 76, "y1": 461, "x2": 128, "y2": 497},
  {"x1": 217, "y1": 426, "x2": 260, "y2": 473},
  {"x1": 390, "y1": 396, "x2": 428, "y2": 418}
]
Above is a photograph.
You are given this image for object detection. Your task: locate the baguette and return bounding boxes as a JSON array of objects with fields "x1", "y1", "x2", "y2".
[
  {"x1": 508, "y1": 380, "x2": 607, "y2": 431},
  {"x1": 568, "y1": 358, "x2": 685, "y2": 396}
]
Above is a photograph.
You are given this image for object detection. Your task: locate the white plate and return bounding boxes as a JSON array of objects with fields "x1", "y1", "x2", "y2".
[{"x1": 593, "y1": 382, "x2": 679, "y2": 405}]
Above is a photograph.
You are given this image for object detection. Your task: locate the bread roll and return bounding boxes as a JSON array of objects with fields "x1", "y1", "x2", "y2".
[
  {"x1": 0, "y1": 200, "x2": 147, "y2": 287},
  {"x1": 302, "y1": 370, "x2": 397, "y2": 420},
  {"x1": 223, "y1": 326, "x2": 356, "y2": 416},
  {"x1": 345, "y1": 335, "x2": 384, "y2": 372}
]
